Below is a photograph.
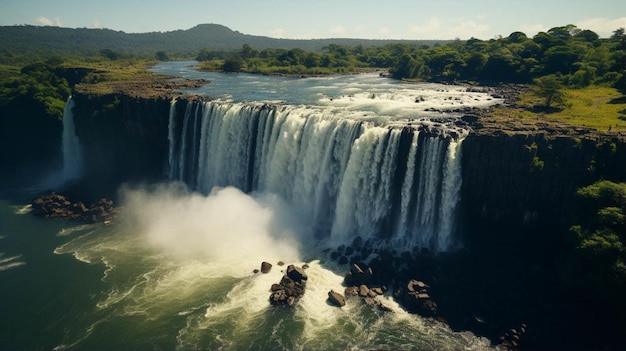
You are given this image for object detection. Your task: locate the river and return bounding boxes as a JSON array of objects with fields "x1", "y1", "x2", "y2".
[{"x1": 0, "y1": 63, "x2": 502, "y2": 350}]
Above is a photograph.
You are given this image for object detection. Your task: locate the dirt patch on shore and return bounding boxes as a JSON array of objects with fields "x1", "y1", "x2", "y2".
[{"x1": 75, "y1": 76, "x2": 209, "y2": 99}]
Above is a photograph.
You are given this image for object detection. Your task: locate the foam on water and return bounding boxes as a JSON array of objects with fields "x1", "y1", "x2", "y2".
[
  {"x1": 13, "y1": 204, "x2": 32, "y2": 215},
  {"x1": 48, "y1": 184, "x2": 499, "y2": 350},
  {"x1": 0, "y1": 254, "x2": 26, "y2": 271}
]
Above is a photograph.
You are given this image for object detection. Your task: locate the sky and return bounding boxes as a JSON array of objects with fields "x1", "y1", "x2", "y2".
[{"x1": 0, "y1": 0, "x2": 625, "y2": 40}]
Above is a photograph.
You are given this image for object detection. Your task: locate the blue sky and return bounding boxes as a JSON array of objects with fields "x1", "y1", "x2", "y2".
[{"x1": 1, "y1": 0, "x2": 625, "y2": 39}]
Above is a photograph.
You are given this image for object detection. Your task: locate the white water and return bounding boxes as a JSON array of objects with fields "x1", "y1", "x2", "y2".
[
  {"x1": 167, "y1": 100, "x2": 466, "y2": 252},
  {"x1": 44, "y1": 187, "x2": 497, "y2": 350},
  {"x1": 61, "y1": 97, "x2": 83, "y2": 181},
  {"x1": 0, "y1": 71, "x2": 505, "y2": 350}
]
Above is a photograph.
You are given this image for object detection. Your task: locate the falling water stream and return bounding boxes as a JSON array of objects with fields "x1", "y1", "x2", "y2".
[{"x1": 0, "y1": 61, "x2": 503, "y2": 350}]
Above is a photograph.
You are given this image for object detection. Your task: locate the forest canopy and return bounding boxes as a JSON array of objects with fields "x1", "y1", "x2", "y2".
[{"x1": 194, "y1": 25, "x2": 626, "y2": 92}]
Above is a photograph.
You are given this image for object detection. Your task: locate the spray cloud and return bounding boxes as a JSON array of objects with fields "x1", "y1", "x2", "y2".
[{"x1": 119, "y1": 183, "x2": 302, "y2": 263}]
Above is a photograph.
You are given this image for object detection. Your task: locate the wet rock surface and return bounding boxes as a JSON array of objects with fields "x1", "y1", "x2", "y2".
[
  {"x1": 340, "y1": 262, "x2": 392, "y2": 313},
  {"x1": 31, "y1": 192, "x2": 117, "y2": 223},
  {"x1": 269, "y1": 264, "x2": 308, "y2": 307}
]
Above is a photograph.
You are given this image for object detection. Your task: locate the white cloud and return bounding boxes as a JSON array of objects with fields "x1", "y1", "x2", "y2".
[
  {"x1": 269, "y1": 28, "x2": 285, "y2": 38},
  {"x1": 576, "y1": 17, "x2": 626, "y2": 38},
  {"x1": 36, "y1": 16, "x2": 61, "y2": 27},
  {"x1": 408, "y1": 17, "x2": 442, "y2": 37},
  {"x1": 449, "y1": 20, "x2": 490, "y2": 39},
  {"x1": 518, "y1": 17, "x2": 626, "y2": 39},
  {"x1": 92, "y1": 21, "x2": 102, "y2": 29},
  {"x1": 378, "y1": 27, "x2": 391, "y2": 36},
  {"x1": 408, "y1": 17, "x2": 489, "y2": 39},
  {"x1": 330, "y1": 25, "x2": 347, "y2": 35}
]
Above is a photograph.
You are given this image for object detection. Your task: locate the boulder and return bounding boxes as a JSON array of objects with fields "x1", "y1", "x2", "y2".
[
  {"x1": 261, "y1": 261, "x2": 272, "y2": 273},
  {"x1": 31, "y1": 192, "x2": 117, "y2": 223},
  {"x1": 344, "y1": 263, "x2": 373, "y2": 286},
  {"x1": 286, "y1": 265, "x2": 307, "y2": 283},
  {"x1": 407, "y1": 279, "x2": 429, "y2": 292},
  {"x1": 397, "y1": 278, "x2": 438, "y2": 318},
  {"x1": 371, "y1": 287, "x2": 384, "y2": 295},
  {"x1": 328, "y1": 290, "x2": 346, "y2": 307},
  {"x1": 269, "y1": 264, "x2": 307, "y2": 307},
  {"x1": 344, "y1": 286, "x2": 358, "y2": 296}
]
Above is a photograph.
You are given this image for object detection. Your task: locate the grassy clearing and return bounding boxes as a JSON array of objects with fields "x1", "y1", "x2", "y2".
[
  {"x1": 61, "y1": 59, "x2": 157, "y2": 80},
  {"x1": 552, "y1": 87, "x2": 626, "y2": 131},
  {"x1": 495, "y1": 86, "x2": 626, "y2": 132}
]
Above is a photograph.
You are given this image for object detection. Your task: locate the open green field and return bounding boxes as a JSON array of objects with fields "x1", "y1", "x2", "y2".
[
  {"x1": 551, "y1": 87, "x2": 626, "y2": 131},
  {"x1": 494, "y1": 86, "x2": 626, "y2": 132}
]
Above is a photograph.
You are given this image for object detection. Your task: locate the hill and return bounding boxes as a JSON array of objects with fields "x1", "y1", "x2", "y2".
[{"x1": 0, "y1": 23, "x2": 445, "y2": 62}]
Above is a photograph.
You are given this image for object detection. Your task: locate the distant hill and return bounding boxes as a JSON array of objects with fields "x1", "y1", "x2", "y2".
[{"x1": 0, "y1": 23, "x2": 446, "y2": 60}]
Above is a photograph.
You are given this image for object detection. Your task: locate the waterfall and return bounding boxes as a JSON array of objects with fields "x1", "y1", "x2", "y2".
[
  {"x1": 167, "y1": 99, "x2": 465, "y2": 252},
  {"x1": 61, "y1": 97, "x2": 83, "y2": 181}
]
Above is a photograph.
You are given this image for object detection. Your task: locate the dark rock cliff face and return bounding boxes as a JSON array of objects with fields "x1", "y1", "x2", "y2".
[
  {"x1": 70, "y1": 92, "x2": 626, "y2": 235},
  {"x1": 457, "y1": 129, "x2": 625, "y2": 351},
  {"x1": 67, "y1": 94, "x2": 626, "y2": 349},
  {"x1": 461, "y1": 131, "x2": 625, "y2": 243},
  {"x1": 70, "y1": 92, "x2": 189, "y2": 199}
]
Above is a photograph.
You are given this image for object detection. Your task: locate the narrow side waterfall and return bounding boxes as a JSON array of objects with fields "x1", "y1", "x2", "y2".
[
  {"x1": 61, "y1": 97, "x2": 83, "y2": 181},
  {"x1": 166, "y1": 99, "x2": 465, "y2": 252}
]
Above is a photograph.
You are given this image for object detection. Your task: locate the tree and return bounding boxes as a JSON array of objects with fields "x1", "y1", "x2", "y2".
[
  {"x1": 567, "y1": 180, "x2": 626, "y2": 298},
  {"x1": 155, "y1": 51, "x2": 169, "y2": 61},
  {"x1": 541, "y1": 45, "x2": 579, "y2": 75},
  {"x1": 534, "y1": 75, "x2": 565, "y2": 109},
  {"x1": 574, "y1": 29, "x2": 599, "y2": 43},
  {"x1": 239, "y1": 44, "x2": 258, "y2": 59},
  {"x1": 100, "y1": 48, "x2": 120, "y2": 60},
  {"x1": 222, "y1": 57, "x2": 244, "y2": 72},
  {"x1": 507, "y1": 31, "x2": 528, "y2": 43}
]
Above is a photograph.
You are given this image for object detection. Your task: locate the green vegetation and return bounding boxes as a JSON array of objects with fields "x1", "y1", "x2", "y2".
[
  {"x1": 492, "y1": 85, "x2": 626, "y2": 131},
  {"x1": 534, "y1": 75, "x2": 565, "y2": 110},
  {"x1": 1, "y1": 22, "x2": 625, "y2": 134},
  {"x1": 389, "y1": 25, "x2": 624, "y2": 87},
  {"x1": 197, "y1": 43, "x2": 393, "y2": 75},
  {"x1": 566, "y1": 180, "x2": 626, "y2": 305},
  {"x1": 0, "y1": 59, "x2": 70, "y2": 120},
  {"x1": 0, "y1": 24, "x2": 442, "y2": 66}
]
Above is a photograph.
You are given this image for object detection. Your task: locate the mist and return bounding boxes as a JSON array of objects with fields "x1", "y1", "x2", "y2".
[{"x1": 119, "y1": 182, "x2": 304, "y2": 263}]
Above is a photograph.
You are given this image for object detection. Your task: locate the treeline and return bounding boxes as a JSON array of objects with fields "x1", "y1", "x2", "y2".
[
  {"x1": 392, "y1": 25, "x2": 625, "y2": 89},
  {"x1": 197, "y1": 25, "x2": 626, "y2": 92},
  {"x1": 196, "y1": 43, "x2": 398, "y2": 75},
  {"x1": 0, "y1": 23, "x2": 442, "y2": 65}
]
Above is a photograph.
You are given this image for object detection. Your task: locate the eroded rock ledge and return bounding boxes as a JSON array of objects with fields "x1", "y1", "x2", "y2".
[
  {"x1": 31, "y1": 192, "x2": 117, "y2": 224},
  {"x1": 74, "y1": 76, "x2": 209, "y2": 100}
]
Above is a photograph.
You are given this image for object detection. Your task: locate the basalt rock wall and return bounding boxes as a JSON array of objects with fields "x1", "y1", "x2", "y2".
[
  {"x1": 70, "y1": 92, "x2": 190, "y2": 194},
  {"x1": 460, "y1": 126, "x2": 626, "y2": 246},
  {"x1": 70, "y1": 92, "x2": 626, "y2": 245}
]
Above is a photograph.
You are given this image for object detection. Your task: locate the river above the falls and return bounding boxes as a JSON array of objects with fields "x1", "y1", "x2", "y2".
[{"x1": 149, "y1": 61, "x2": 501, "y2": 121}]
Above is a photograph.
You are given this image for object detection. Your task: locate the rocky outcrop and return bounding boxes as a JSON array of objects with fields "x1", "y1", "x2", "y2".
[
  {"x1": 341, "y1": 263, "x2": 392, "y2": 312},
  {"x1": 31, "y1": 192, "x2": 117, "y2": 223},
  {"x1": 260, "y1": 261, "x2": 272, "y2": 273},
  {"x1": 395, "y1": 279, "x2": 438, "y2": 318},
  {"x1": 269, "y1": 264, "x2": 308, "y2": 306},
  {"x1": 327, "y1": 290, "x2": 346, "y2": 307}
]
